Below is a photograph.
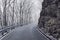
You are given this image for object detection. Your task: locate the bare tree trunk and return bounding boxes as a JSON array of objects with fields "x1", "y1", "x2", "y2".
[
  {"x1": 3, "y1": 0, "x2": 7, "y2": 26},
  {"x1": 12, "y1": 4, "x2": 14, "y2": 25}
]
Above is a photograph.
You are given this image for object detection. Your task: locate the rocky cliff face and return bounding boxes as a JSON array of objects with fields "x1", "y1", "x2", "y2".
[{"x1": 38, "y1": 0, "x2": 60, "y2": 39}]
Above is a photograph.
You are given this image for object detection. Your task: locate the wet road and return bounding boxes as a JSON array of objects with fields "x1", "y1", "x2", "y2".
[{"x1": 1, "y1": 23, "x2": 49, "y2": 40}]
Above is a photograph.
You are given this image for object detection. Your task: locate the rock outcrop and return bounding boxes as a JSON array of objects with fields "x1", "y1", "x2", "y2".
[{"x1": 38, "y1": 0, "x2": 60, "y2": 39}]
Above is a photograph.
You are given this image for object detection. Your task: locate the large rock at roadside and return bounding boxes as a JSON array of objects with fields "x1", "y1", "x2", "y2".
[{"x1": 38, "y1": 0, "x2": 60, "y2": 39}]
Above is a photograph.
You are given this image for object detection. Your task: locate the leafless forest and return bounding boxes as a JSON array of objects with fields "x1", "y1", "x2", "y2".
[{"x1": 0, "y1": 0, "x2": 42, "y2": 29}]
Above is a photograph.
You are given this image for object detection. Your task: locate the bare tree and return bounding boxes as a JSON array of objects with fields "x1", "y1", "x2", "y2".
[
  {"x1": 0, "y1": 6, "x2": 2, "y2": 27},
  {"x1": 2, "y1": 0, "x2": 7, "y2": 26}
]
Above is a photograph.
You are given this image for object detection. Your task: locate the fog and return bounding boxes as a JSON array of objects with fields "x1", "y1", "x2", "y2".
[
  {"x1": 0, "y1": 0, "x2": 43, "y2": 27},
  {"x1": 31, "y1": 0, "x2": 43, "y2": 23}
]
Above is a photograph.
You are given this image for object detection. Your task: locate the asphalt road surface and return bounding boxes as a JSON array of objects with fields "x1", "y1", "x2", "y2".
[{"x1": 1, "y1": 23, "x2": 49, "y2": 40}]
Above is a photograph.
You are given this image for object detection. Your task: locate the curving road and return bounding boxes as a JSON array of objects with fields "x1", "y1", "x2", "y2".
[{"x1": 1, "y1": 23, "x2": 49, "y2": 40}]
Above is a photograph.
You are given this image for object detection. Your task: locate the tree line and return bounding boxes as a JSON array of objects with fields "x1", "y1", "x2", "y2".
[{"x1": 0, "y1": 0, "x2": 33, "y2": 28}]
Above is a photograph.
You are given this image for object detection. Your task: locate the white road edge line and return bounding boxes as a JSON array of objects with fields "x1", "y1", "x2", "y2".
[{"x1": 36, "y1": 27, "x2": 50, "y2": 40}]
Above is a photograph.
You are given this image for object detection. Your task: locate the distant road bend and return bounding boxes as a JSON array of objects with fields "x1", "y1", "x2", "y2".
[{"x1": 1, "y1": 23, "x2": 49, "y2": 40}]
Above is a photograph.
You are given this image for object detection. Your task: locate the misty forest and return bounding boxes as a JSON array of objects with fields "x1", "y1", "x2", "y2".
[
  {"x1": 0, "y1": 0, "x2": 41, "y2": 28},
  {"x1": 0, "y1": 0, "x2": 43, "y2": 40},
  {"x1": 0, "y1": 0, "x2": 60, "y2": 40}
]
